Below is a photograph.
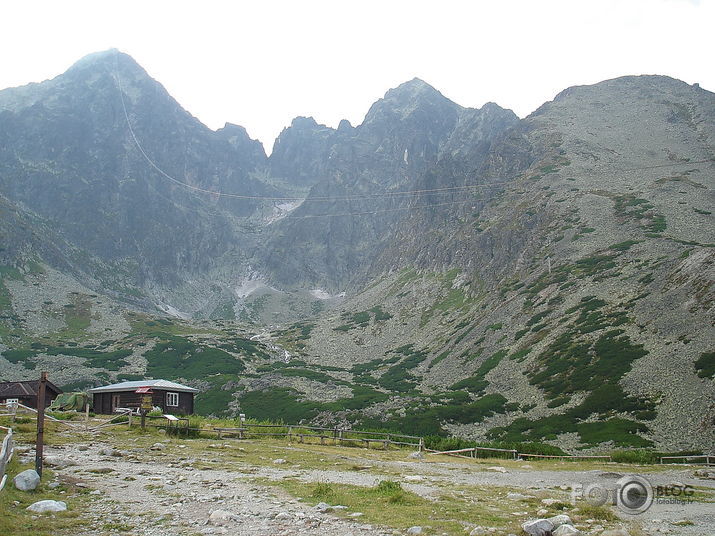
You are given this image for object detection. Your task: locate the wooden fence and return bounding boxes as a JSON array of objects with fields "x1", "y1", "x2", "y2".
[
  {"x1": 0, "y1": 426, "x2": 13, "y2": 492},
  {"x1": 660, "y1": 454, "x2": 714, "y2": 466},
  {"x1": 426, "y1": 446, "x2": 612, "y2": 462},
  {"x1": 212, "y1": 423, "x2": 424, "y2": 450}
]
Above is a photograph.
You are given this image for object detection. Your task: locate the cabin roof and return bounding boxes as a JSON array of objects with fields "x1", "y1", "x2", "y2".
[
  {"x1": 87, "y1": 379, "x2": 199, "y2": 394},
  {"x1": 0, "y1": 380, "x2": 62, "y2": 397}
]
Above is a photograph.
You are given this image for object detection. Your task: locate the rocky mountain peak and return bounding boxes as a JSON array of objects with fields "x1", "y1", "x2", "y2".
[
  {"x1": 363, "y1": 77, "x2": 461, "y2": 125},
  {"x1": 66, "y1": 48, "x2": 139, "y2": 73}
]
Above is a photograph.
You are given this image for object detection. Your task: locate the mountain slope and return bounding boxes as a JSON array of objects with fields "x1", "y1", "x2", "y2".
[{"x1": 0, "y1": 53, "x2": 713, "y2": 451}]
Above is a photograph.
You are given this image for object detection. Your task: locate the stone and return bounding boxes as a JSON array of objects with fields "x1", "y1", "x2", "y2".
[
  {"x1": 486, "y1": 466, "x2": 508, "y2": 473},
  {"x1": 553, "y1": 525, "x2": 582, "y2": 536},
  {"x1": 600, "y1": 530, "x2": 630, "y2": 536},
  {"x1": 208, "y1": 509, "x2": 236, "y2": 526},
  {"x1": 314, "y1": 502, "x2": 333, "y2": 513},
  {"x1": 469, "y1": 527, "x2": 488, "y2": 535},
  {"x1": 522, "y1": 519, "x2": 554, "y2": 536},
  {"x1": 506, "y1": 492, "x2": 529, "y2": 500},
  {"x1": 272, "y1": 458, "x2": 287, "y2": 464},
  {"x1": 407, "y1": 527, "x2": 423, "y2": 535},
  {"x1": 541, "y1": 498, "x2": 561, "y2": 506},
  {"x1": 26, "y1": 500, "x2": 67, "y2": 513},
  {"x1": 13, "y1": 469, "x2": 41, "y2": 491},
  {"x1": 408, "y1": 451, "x2": 424, "y2": 460},
  {"x1": 404, "y1": 475, "x2": 423, "y2": 482},
  {"x1": 537, "y1": 509, "x2": 549, "y2": 516},
  {"x1": 548, "y1": 514, "x2": 573, "y2": 528},
  {"x1": 274, "y1": 512, "x2": 292, "y2": 520},
  {"x1": 48, "y1": 482, "x2": 61, "y2": 489}
]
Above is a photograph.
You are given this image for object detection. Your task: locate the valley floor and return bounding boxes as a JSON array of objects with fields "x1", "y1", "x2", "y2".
[{"x1": 8, "y1": 427, "x2": 714, "y2": 536}]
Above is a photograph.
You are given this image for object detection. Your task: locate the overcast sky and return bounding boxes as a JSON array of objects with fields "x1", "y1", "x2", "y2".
[{"x1": 2, "y1": 0, "x2": 712, "y2": 153}]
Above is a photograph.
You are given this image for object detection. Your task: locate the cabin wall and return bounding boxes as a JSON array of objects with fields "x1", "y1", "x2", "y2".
[{"x1": 92, "y1": 390, "x2": 194, "y2": 415}]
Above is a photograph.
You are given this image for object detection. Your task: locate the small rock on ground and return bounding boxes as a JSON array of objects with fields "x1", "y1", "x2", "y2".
[{"x1": 26, "y1": 500, "x2": 67, "y2": 513}]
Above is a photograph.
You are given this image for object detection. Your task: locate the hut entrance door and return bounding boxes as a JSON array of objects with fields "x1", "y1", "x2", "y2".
[{"x1": 111, "y1": 393, "x2": 121, "y2": 412}]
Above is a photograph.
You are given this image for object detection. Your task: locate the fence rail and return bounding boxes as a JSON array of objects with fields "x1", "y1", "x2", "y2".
[
  {"x1": 427, "y1": 446, "x2": 519, "y2": 459},
  {"x1": 0, "y1": 427, "x2": 14, "y2": 492},
  {"x1": 426, "y1": 446, "x2": 612, "y2": 462},
  {"x1": 211, "y1": 423, "x2": 423, "y2": 450},
  {"x1": 660, "y1": 454, "x2": 714, "y2": 466}
]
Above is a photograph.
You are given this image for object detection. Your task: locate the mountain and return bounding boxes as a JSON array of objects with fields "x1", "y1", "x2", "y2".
[
  {"x1": 0, "y1": 52, "x2": 713, "y2": 452},
  {"x1": 261, "y1": 79, "x2": 518, "y2": 289},
  {"x1": 0, "y1": 49, "x2": 276, "y2": 313}
]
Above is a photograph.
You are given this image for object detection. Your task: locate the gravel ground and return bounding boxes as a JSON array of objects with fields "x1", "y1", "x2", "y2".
[{"x1": 34, "y1": 440, "x2": 715, "y2": 536}]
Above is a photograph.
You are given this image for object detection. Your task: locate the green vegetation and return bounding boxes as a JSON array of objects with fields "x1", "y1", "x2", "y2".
[
  {"x1": 428, "y1": 349, "x2": 450, "y2": 369},
  {"x1": 377, "y1": 345, "x2": 429, "y2": 392},
  {"x1": 236, "y1": 385, "x2": 389, "y2": 422},
  {"x1": 530, "y1": 328, "x2": 646, "y2": 397},
  {"x1": 694, "y1": 351, "x2": 715, "y2": 379},
  {"x1": 485, "y1": 296, "x2": 654, "y2": 447},
  {"x1": 359, "y1": 393, "x2": 509, "y2": 437},
  {"x1": 334, "y1": 306, "x2": 392, "y2": 331},
  {"x1": 3, "y1": 344, "x2": 132, "y2": 370},
  {"x1": 612, "y1": 194, "x2": 666, "y2": 235},
  {"x1": 144, "y1": 333, "x2": 245, "y2": 379},
  {"x1": 451, "y1": 349, "x2": 508, "y2": 394}
]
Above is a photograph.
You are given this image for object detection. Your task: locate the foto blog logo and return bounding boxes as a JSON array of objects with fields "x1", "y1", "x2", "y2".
[{"x1": 572, "y1": 475, "x2": 695, "y2": 515}]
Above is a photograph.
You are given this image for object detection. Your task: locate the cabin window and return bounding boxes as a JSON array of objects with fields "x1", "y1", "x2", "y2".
[
  {"x1": 6, "y1": 398, "x2": 19, "y2": 408},
  {"x1": 166, "y1": 392, "x2": 179, "y2": 407}
]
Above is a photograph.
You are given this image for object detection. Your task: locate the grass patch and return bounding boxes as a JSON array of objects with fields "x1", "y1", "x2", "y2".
[
  {"x1": 270, "y1": 479, "x2": 524, "y2": 534},
  {"x1": 0, "y1": 457, "x2": 89, "y2": 536},
  {"x1": 694, "y1": 351, "x2": 715, "y2": 379}
]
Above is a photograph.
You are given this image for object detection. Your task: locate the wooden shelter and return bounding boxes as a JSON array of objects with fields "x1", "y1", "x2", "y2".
[
  {"x1": 0, "y1": 380, "x2": 62, "y2": 410},
  {"x1": 88, "y1": 379, "x2": 198, "y2": 415}
]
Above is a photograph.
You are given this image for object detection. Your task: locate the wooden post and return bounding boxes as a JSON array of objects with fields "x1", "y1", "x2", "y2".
[
  {"x1": 140, "y1": 409, "x2": 146, "y2": 432},
  {"x1": 84, "y1": 401, "x2": 90, "y2": 431},
  {"x1": 35, "y1": 371, "x2": 47, "y2": 477}
]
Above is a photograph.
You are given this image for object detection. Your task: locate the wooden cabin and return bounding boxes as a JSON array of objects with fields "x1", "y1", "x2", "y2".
[
  {"x1": 88, "y1": 379, "x2": 198, "y2": 415},
  {"x1": 0, "y1": 380, "x2": 62, "y2": 410}
]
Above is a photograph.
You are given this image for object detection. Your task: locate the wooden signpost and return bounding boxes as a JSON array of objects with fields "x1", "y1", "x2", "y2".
[
  {"x1": 35, "y1": 371, "x2": 48, "y2": 477},
  {"x1": 140, "y1": 394, "x2": 152, "y2": 431}
]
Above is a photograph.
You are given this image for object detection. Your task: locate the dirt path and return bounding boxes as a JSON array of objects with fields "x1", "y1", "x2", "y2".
[{"x1": 41, "y1": 439, "x2": 715, "y2": 536}]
